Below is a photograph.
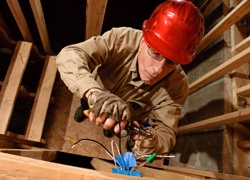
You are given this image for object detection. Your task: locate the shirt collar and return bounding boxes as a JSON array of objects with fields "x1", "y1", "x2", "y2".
[{"x1": 129, "y1": 53, "x2": 145, "y2": 87}]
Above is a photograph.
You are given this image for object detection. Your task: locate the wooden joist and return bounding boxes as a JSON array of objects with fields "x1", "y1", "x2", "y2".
[
  {"x1": 0, "y1": 41, "x2": 32, "y2": 134},
  {"x1": 177, "y1": 108, "x2": 250, "y2": 134},
  {"x1": 0, "y1": 133, "x2": 45, "y2": 148},
  {"x1": 237, "y1": 140, "x2": 250, "y2": 149},
  {"x1": 237, "y1": 84, "x2": 250, "y2": 97},
  {"x1": 91, "y1": 158, "x2": 204, "y2": 180},
  {"x1": 196, "y1": 0, "x2": 250, "y2": 54},
  {"x1": 90, "y1": 157, "x2": 250, "y2": 180},
  {"x1": 6, "y1": 0, "x2": 33, "y2": 42},
  {"x1": 189, "y1": 45, "x2": 250, "y2": 94},
  {"x1": 25, "y1": 56, "x2": 57, "y2": 142},
  {"x1": 0, "y1": 152, "x2": 153, "y2": 180},
  {"x1": 85, "y1": 0, "x2": 108, "y2": 40},
  {"x1": 29, "y1": 0, "x2": 51, "y2": 54},
  {"x1": 234, "y1": 36, "x2": 250, "y2": 53},
  {"x1": 200, "y1": 0, "x2": 218, "y2": 17}
]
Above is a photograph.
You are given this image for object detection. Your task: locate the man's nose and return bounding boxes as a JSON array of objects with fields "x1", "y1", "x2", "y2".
[{"x1": 153, "y1": 60, "x2": 166, "y2": 74}]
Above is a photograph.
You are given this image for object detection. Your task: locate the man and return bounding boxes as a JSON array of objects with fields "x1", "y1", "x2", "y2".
[{"x1": 56, "y1": 0, "x2": 204, "y2": 157}]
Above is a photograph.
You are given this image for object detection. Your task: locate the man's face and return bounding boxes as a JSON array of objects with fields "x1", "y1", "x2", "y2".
[{"x1": 138, "y1": 38, "x2": 176, "y2": 85}]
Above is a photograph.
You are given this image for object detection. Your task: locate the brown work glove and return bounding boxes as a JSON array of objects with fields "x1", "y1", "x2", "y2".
[
  {"x1": 88, "y1": 91, "x2": 131, "y2": 122},
  {"x1": 132, "y1": 128, "x2": 159, "y2": 157}
]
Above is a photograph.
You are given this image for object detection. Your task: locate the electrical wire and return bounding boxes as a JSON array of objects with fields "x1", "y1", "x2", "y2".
[
  {"x1": 136, "y1": 154, "x2": 176, "y2": 160},
  {"x1": 111, "y1": 139, "x2": 121, "y2": 167},
  {"x1": 68, "y1": 138, "x2": 115, "y2": 161}
]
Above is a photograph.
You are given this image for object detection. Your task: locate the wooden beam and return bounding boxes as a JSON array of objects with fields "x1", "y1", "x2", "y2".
[
  {"x1": 90, "y1": 158, "x2": 205, "y2": 180},
  {"x1": 25, "y1": 56, "x2": 57, "y2": 142},
  {"x1": 237, "y1": 140, "x2": 250, "y2": 149},
  {"x1": 29, "y1": 0, "x2": 51, "y2": 54},
  {"x1": 196, "y1": 0, "x2": 250, "y2": 54},
  {"x1": 0, "y1": 133, "x2": 45, "y2": 148},
  {"x1": 0, "y1": 149, "x2": 58, "y2": 162},
  {"x1": 234, "y1": 36, "x2": 250, "y2": 53},
  {"x1": 0, "y1": 41, "x2": 32, "y2": 134},
  {"x1": 85, "y1": 0, "x2": 108, "y2": 39},
  {"x1": 189, "y1": 45, "x2": 250, "y2": 94},
  {"x1": 0, "y1": 152, "x2": 153, "y2": 180},
  {"x1": 237, "y1": 84, "x2": 250, "y2": 96},
  {"x1": 200, "y1": 0, "x2": 218, "y2": 17},
  {"x1": 6, "y1": 0, "x2": 33, "y2": 42},
  {"x1": 177, "y1": 108, "x2": 250, "y2": 134}
]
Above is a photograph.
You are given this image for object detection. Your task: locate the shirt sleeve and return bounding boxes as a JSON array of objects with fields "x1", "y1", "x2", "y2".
[
  {"x1": 133, "y1": 67, "x2": 189, "y2": 156},
  {"x1": 56, "y1": 29, "x2": 118, "y2": 98}
]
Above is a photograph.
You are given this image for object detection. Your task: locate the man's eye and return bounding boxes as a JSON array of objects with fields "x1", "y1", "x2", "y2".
[{"x1": 153, "y1": 52, "x2": 160, "y2": 56}]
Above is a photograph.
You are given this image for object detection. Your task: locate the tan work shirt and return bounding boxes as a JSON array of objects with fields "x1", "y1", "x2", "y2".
[{"x1": 56, "y1": 27, "x2": 189, "y2": 155}]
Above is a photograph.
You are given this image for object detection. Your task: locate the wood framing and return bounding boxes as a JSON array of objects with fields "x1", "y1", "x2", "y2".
[
  {"x1": 85, "y1": 0, "x2": 108, "y2": 40},
  {"x1": 196, "y1": 0, "x2": 250, "y2": 54},
  {"x1": 0, "y1": 152, "x2": 154, "y2": 180},
  {"x1": 29, "y1": 0, "x2": 51, "y2": 54},
  {"x1": 0, "y1": 41, "x2": 32, "y2": 134},
  {"x1": 6, "y1": 0, "x2": 33, "y2": 42},
  {"x1": 91, "y1": 157, "x2": 250, "y2": 180},
  {"x1": 25, "y1": 56, "x2": 57, "y2": 141},
  {"x1": 189, "y1": 45, "x2": 250, "y2": 94},
  {"x1": 177, "y1": 107, "x2": 250, "y2": 134}
]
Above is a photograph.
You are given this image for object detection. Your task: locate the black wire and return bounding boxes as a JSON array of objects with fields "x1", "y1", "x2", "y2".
[
  {"x1": 72, "y1": 138, "x2": 113, "y2": 157},
  {"x1": 117, "y1": 106, "x2": 122, "y2": 153}
]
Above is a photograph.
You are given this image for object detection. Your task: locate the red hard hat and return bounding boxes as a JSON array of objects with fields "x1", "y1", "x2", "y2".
[{"x1": 142, "y1": 0, "x2": 205, "y2": 64}]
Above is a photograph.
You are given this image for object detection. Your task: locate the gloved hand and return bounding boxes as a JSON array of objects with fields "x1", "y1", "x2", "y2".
[
  {"x1": 132, "y1": 128, "x2": 158, "y2": 157},
  {"x1": 87, "y1": 91, "x2": 131, "y2": 122}
]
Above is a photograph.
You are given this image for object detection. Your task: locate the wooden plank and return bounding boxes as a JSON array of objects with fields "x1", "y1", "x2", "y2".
[
  {"x1": 238, "y1": 140, "x2": 250, "y2": 149},
  {"x1": 0, "y1": 133, "x2": 45, "y2": 147},
  {"x1": 177, "y1": 108, "x2": 250, "y2": 134},
  {"x1": 90, "y1": 158, "x2": 205, "y2": 180},
  {"x1": 0, "y1": 81, "x2": 36, "y2": 97},
  {"x1": 6, "y1": 0, "x2": 33, "y2": 42},
  {"x1": 200, "y1": 0, "x2": 218, "y2": 17},
  {"x1": 29, "y1": 0, "x2": 51, "y2": 54},
  {"x1": 25, "y1": 56, "x2": 57, "y2": 142},
  {"x1": 234, "y1": 36, "x2": 250, "y2": 53},
  {"x1": 0, "y1": 152, "x2": 152, "y2": 180},
  {"x1": 237, "y1": 84, "x2": 250, "y2": 96},
  {"x1": 85, "y1": 0, "x2": 108, "y2": 39},
  {"x1": 196, "y1": 0, "x2": 250, "y2": 54},
  {"x1": 189, "y1": 46, "x2": 250, "y2": 94},
  {"x1": 0, "y1": 149, "x2": 58, "y2": 162},
  {"x1": 0, "y1": 41, "x2": 32, "y2": 134}
]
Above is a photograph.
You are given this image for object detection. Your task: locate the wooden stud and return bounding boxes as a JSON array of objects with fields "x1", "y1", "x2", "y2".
[
  {"x1": 237, "y1": 140, "x2": 250, "y2": 149},
  {"x1": 85, "y1": 0, "x2": 108, "y2": 39},
  {"x1": 29, "y1": 0, "x2": 51, "y2": 54},
  {"x1": 91, "y1": 158, "x2": 205, "y2": 180},
  {"x1": 0, "y1": 152, "x2": 153, "y2": 180},
  {"x1": 0, "y1": 133, "x2": 45, "y2": 148},
  {"x1": 189, "y1": 46, "x2": 250, "y2": 94},
  {"x1": 0, "y1": 41, "x2": 32, "y2": 134},
  {"x1": 6, "y1": 0, "x2": 33, "y2": 42},
  {"x1": 196, "y1": 0, "x2": 250, "y2": 54},
  {"x1": 235, "y1": 36, "x2": 250, "y2": 53},
  {"x1": 237, "y1": 84, "x2": 250, "y2": 97},
  {"x1": 178, "y1": 108, "x2": 250, "y2": 134},
  {"x1": 25, "y1": 56, "x2": 57, "y2": 142}
]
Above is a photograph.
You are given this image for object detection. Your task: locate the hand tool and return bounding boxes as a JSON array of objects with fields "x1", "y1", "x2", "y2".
[{"x1": 74, "y1": 99, "x2": 153, "y2": 138}]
